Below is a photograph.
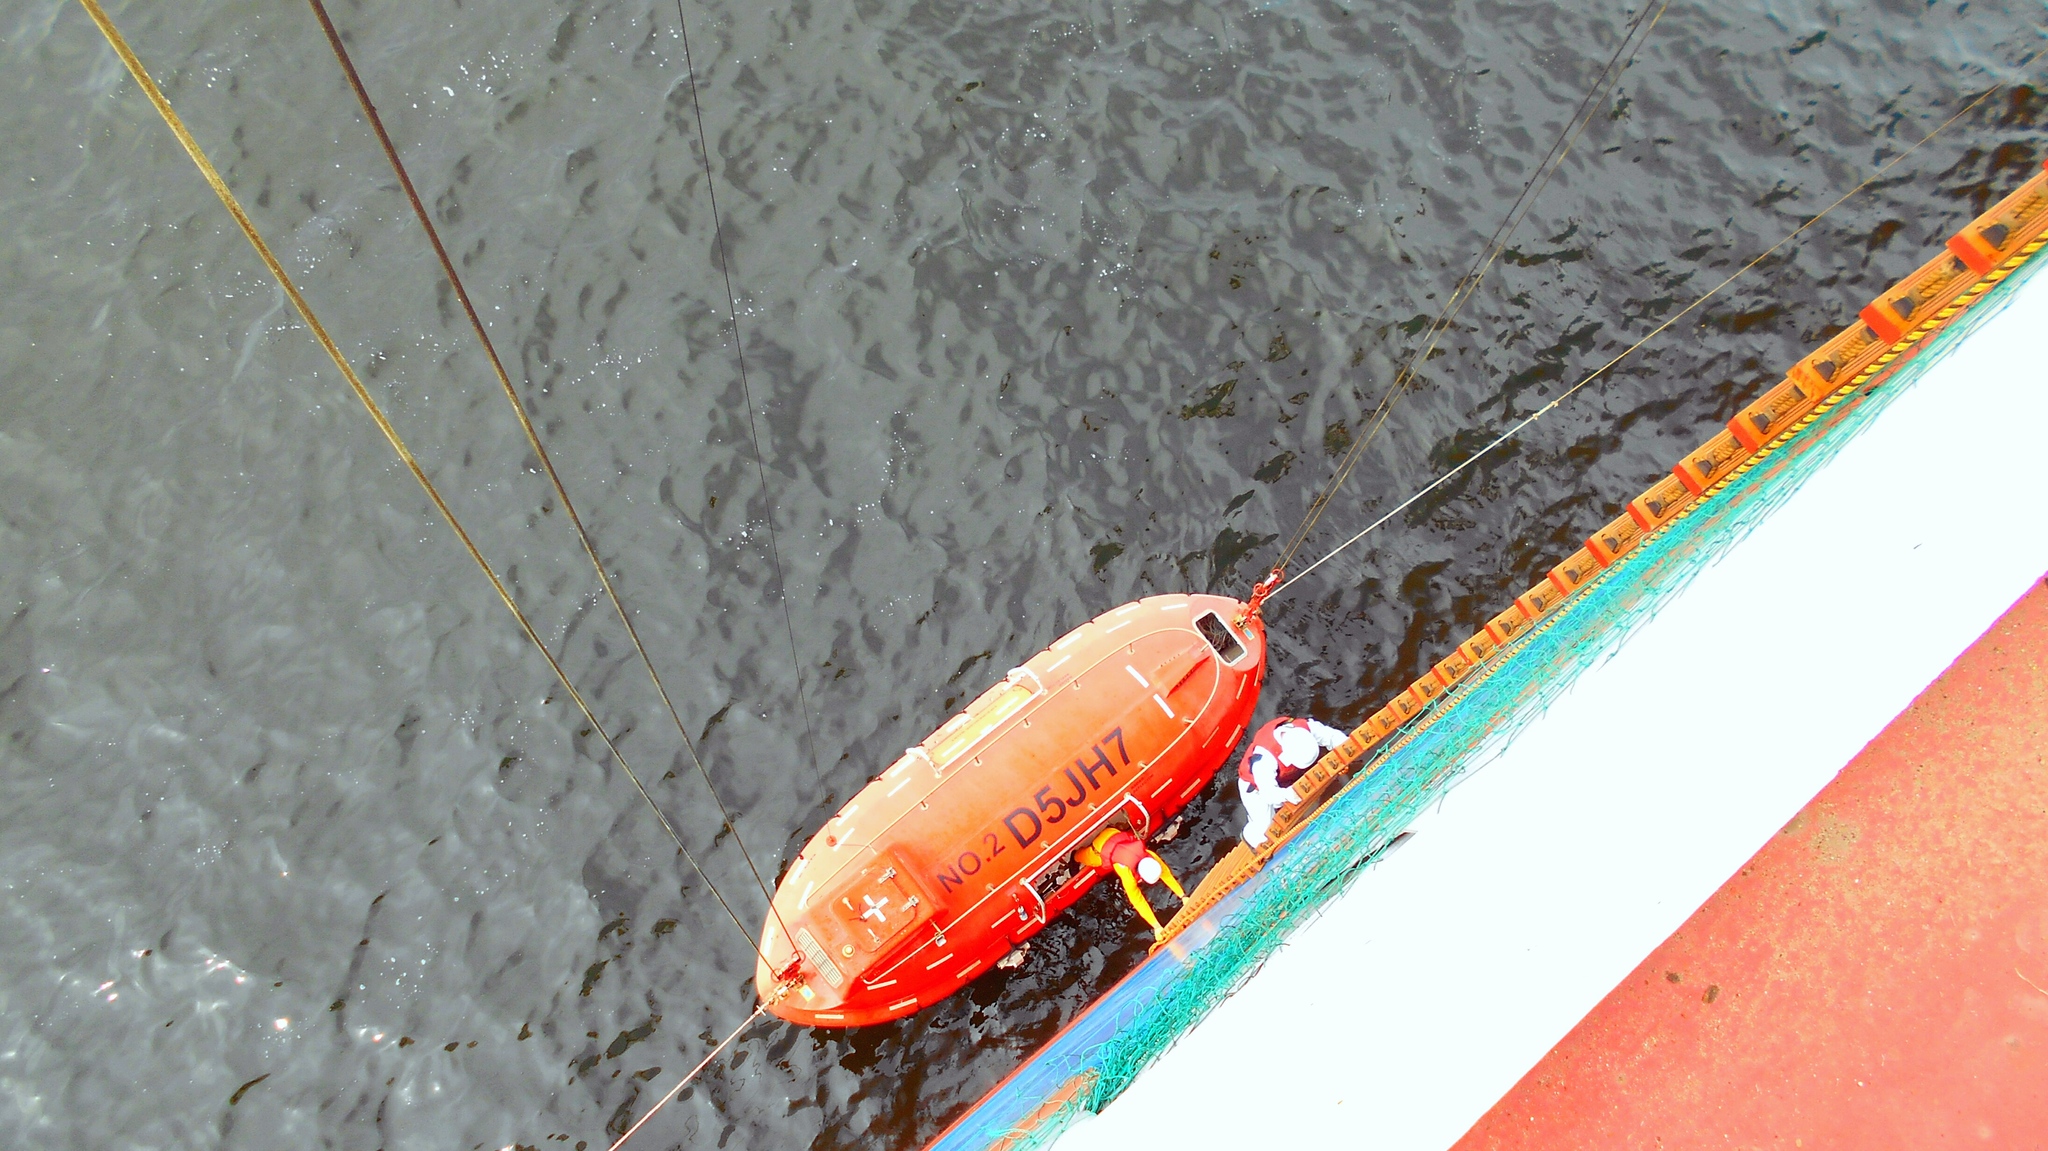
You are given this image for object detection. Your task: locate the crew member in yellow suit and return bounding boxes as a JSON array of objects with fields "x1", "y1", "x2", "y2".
[{"x1": 1076, "y1": 825, "x2": 1186, "y2": 940}]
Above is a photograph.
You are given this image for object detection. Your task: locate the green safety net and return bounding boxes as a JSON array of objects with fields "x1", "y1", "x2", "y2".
[{"x1": 995, "y1": 250, "x2": 2044, "y2": 1151}]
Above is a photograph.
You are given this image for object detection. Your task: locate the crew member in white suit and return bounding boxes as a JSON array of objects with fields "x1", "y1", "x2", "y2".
[{"x1": 1236, "y1": 715, "x2": 1348, "y2": 848}]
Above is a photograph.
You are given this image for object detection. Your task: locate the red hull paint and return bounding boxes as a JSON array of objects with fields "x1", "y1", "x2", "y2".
[
  {"x1": 1457, "y1": 577, "x2": 2048, "y2": 1149},
  {"x1": 755, "y1": 594, "x2": 1267, "y2": 1027}
]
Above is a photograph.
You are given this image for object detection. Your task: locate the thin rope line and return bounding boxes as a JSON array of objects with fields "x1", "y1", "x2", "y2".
[
  {"x1": 72, "y1": 0, "x2": 757, "y2": 949},
  {"x1": 302, "y1": 0, "x2": 788, "y2": 938},
  {"x1": 1277, "y1": 83, "x2": 2004, "y2": 595},
  {"x1": 1274, "y1": 0, "x2": 1671, "y2": 575},
  {"x1": 673, "y1": 0, "x2": 825, "y2": 786},
  {"x1": 1276, "y1": 0, "x2": 1667, "y2": 571},
  {"x1": 606, "y1": 1004, "x2": 766, "y2": 1151}
]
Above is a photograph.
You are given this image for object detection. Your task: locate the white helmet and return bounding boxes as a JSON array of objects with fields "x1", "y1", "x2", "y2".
[
  {"x1": 1274, "y1": 723, "x2": 1320, "y2": 769},
  {"x1": 1136, "y1": 856, "x2": 1163, "y2": 884}
]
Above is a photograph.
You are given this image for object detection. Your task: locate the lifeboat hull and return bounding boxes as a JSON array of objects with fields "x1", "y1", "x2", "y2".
[{"x1": 754, "y1": 593, "x2": 1268, "y2": 1027}]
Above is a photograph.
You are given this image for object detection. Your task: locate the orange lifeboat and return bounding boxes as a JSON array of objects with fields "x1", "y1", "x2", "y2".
[{"x1": 754, "y1": 593, "x2": 1269, "y2": 1026}]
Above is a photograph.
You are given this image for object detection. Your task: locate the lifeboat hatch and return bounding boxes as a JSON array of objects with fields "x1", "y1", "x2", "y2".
[
  {"x1": 1196, "y1": 612, "x2": 1248, "y2": 664},
  {"x1": 827, "y1": 853, "x2": 929, "y2": 955}
]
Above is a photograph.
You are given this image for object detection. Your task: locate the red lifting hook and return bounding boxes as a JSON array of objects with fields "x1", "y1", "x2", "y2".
[{"x1": 1239, "y1": 568, "x2": 1283, "y2": 625}]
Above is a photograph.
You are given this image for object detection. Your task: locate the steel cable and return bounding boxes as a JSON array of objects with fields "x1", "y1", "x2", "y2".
[
  {"x1": 605, "y1": 1003, "x2": 767, "y2": 1151},
  {"x1": 1272, "y1": 0, "x2": 1672, "y2": 576},
  {"x1": 672, "y1": 0, "x2": 828, "y2": 792},
  {"x1": 73, "y1": 0, "x2": 758, "y2": 948},
  {"x1": 1276, "y1": 83, "x2": 2005, "y2": 594},
  {"x1": 302, "y1": 0, "x2": 792, "y2": 945}
]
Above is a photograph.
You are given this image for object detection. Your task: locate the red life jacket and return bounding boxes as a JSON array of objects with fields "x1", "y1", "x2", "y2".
[
  {"x1": 1237, "y1": 717, "x2": 1316, "y2": 790},
  {"x1": 1091, "y1": 827, "x2": 1149, "y2": 872}
]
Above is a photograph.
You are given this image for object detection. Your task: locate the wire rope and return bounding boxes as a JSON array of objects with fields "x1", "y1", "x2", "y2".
[
  {"x1": 73, "y1": 0, "x2": 758, "y2": 949},
  {"x1": 302, "y1": 0, "x2": 791, "y2": 942},
  {"x1": 672, "y1": 0, "x2": 827, "y2": 788},
  {"x1": 1276, "y1": 83, "x2": 2006, "y2": 594},
  {"x1": 1272, "y1": 0, "x2": 1672, "y2": 576},
  {"x1": 605, "y1": 1003, "x2": 767, "y2": 1151}
]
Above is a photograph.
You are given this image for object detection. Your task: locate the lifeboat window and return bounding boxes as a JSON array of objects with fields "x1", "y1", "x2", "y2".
[
  {"x1": 930, "y1": 680, "x2": 1036, "y2": 767},
  {"x1": 1196, "y1": 612, "x2": 1247, "y2": 663}
]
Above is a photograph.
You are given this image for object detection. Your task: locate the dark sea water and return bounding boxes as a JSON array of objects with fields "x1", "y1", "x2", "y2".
[{"x1": 1, "y1": 0, "x2": 2039, "y2": 1147}]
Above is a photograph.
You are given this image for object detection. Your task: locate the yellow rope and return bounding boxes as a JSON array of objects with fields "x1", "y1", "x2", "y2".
[{"x1": 73, "y1": 0, "x2": 756, "y2": 947}]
